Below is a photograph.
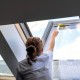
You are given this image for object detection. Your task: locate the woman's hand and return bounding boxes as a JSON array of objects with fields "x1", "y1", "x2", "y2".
[{"x1": 51, "y1": 29, "x2": 59, "y2": 38}]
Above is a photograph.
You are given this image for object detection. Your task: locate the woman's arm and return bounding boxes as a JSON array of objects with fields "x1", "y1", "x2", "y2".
[{"x1": 48, "y1": 29, "x2": 58, "y2": 51}]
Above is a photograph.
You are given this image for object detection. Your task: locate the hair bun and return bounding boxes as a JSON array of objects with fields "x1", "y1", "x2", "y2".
[{"x1": 26, "y1": 45, "x2": 36, "y2": 53}]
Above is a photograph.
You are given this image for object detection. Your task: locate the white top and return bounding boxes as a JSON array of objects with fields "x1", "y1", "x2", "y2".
[{"x1": 16, "y1": 51, "x2": 53, "y2": 80}]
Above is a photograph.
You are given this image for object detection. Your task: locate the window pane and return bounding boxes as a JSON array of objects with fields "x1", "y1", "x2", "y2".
[
  {"x1": 27, "y1": 20, "x2": 49, "y2": 38},
  {"x1": 0, "y1": 55, "x2": 13, "y2": 76},
  {"x1": 0, "y1": 55, "x2": 16, "y2": 80},
  {"x1": 53, "y1": 23, "x2": 80, "y2": 60}
]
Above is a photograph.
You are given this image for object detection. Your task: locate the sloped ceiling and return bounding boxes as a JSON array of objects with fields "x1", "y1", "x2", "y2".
[{"x1": 0, "y1": 0, "x2": 80, "y2": 25}]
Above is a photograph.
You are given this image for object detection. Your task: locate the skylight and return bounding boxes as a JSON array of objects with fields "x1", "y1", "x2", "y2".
[{"x1": 27, "y1": 16, "x2": 79, "y2": 38}]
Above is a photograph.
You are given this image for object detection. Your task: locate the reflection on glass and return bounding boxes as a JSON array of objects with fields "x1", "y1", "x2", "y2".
[
  {"x1": 53, "y1": 23, "x2": 80, "y2": 60},
  {"x1": 27, "y1": 20, "x2": 49, "y2": 38}
]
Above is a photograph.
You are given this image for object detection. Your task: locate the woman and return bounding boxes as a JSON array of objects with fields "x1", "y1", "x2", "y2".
[{"x1": 16, "y1": 29, "x2": 58, "y2": 80}]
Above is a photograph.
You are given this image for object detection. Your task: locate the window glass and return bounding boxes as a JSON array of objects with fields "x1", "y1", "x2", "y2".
[
  {"x1": 53, "y1": 23, "x2": 80, "y2": 60},
  {"x1": 0, "y1": 55, "x2": 13, "y2": 76},
  {"x1": 27, "y1": 20, "x2": 49, "y2": 38}
]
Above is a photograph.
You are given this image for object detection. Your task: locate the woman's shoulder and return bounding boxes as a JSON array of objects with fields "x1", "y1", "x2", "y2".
[
  {"x1": 19, "y1": 59, "x2": 27, "y2": 64},
  {"x1": 18, "y1": 59, "x2": 28, "y2": 68},
  {"x1": 37, "y1": 50, "x2": 53, "y2": 61},
  {"x1": 41, "y1": 50, "x2": 53, "y2": 58},
  {"x1": 18, "y1": 59, "x2": 31, "y2": 72}
]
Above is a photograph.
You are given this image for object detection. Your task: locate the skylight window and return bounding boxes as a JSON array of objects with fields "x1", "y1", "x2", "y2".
[
  {"x1": 27, "y1": 20, "x2": 49, "y2": 38},
  {"x1": 27, "y1": 16, "x2": 79, "y2": 39}
]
